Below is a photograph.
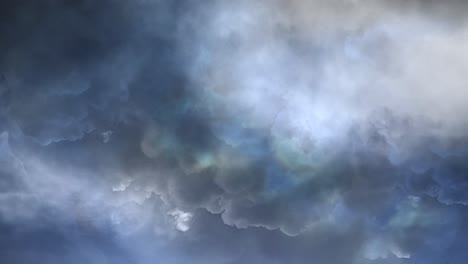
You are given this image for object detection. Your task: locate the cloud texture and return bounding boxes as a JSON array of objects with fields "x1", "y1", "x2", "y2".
[{"x1": 1, "y1": 0, "x2": 468, "y2": 263}]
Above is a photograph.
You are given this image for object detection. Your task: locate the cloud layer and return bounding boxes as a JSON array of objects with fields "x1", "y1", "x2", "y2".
[{"x1": 1, "y1": 0, "x2": 468, "y2": 263}]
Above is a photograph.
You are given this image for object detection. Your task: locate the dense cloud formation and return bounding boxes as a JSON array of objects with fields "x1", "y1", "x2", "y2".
[{"x1": 1, "y1": 0, "x2": 468, "y2": 263}]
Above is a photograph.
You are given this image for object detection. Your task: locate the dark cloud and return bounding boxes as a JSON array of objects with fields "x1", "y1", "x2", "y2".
[{"x1": 1, "y1": 0, "x2": 468, "y2": 264}]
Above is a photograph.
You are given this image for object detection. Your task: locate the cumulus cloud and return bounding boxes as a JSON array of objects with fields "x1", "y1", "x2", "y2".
[{"x1": 1, "y1": 0, "x2": 468, "y2": 264}]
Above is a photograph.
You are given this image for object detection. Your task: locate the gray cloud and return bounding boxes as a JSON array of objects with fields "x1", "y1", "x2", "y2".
[{"x1": 1, "y1": 0, "x2": 468, "y2": 264}]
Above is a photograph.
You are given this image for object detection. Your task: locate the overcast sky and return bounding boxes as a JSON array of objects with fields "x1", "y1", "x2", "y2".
[{"x1": 1, "y1": 1, "x2": 468, "y2": 263}]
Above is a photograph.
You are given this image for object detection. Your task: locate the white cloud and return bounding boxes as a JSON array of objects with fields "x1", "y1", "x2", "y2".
[{"x1": 169, "y1": 209, "x2": 193, "y2": 232}]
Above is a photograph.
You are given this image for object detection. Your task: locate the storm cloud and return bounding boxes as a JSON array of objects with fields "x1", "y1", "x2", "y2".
[{"x1": 1, "y1": 0, "x2": 468, "y2": 263}]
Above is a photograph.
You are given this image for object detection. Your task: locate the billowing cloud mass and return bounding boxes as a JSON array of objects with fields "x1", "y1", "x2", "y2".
[{"x1": 1, "y1": 0, "x2": 468, "y2": 263}]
